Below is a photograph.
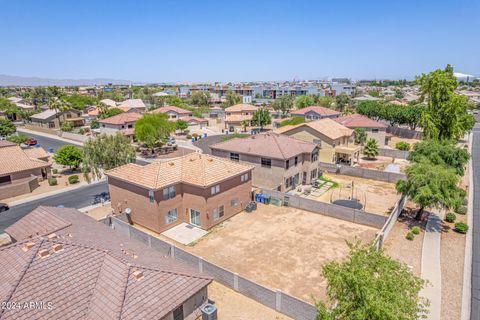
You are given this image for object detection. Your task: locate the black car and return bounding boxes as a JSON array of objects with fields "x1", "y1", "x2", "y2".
[{"x1": 0, "y1": 203, "x2": 9, "y2": 212}]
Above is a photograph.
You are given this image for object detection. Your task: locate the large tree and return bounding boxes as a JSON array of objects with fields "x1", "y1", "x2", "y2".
[
  {"x1": 354, "y1": 128, "x2": 367, "y2": 145},
  {"x1": 134, "y1": 113, "x2": 175, "y2": 152},
  {"x1": 175, "y1": 119, "x2": 188, "y2": 133},
  {"x1": 407, "y1": 139, "x2": 469, "y2": 176},
  {"x1": 0, "y1": 119, "x2": 16, "y2": 137},
  {"x1": 61, "y1": 94, "x2": 97, "y2": 110},
  {"x1": 0, "y1": 98, "x2": 19, "y2": 117},
  {"x1": 223, "y1": 91, "x2": 242, "y2": 107},
  {"x1": 97, "y1": 107, "x2": 124, "y2": 120},
  {"x1": 295, "y1": 95, "x2": 315, "y2": 109},
  {"x1": 335, "y1": 93, "x2": 350, "y2": 112},
  {"x1": 316, "y1": 241, "x2": 427, "y2": 320},
  {"x1": 272, "y1": 95, "x2": 294, "y2": 116},
  {"x1": 189, "y1": 91, "x2": 210, "y2": 107},
  {"x1": 251, "y1": 107, "x2": 271, "y2": 130},
  {"x1": 53, "y1": 145, "x2": 83, "y2": 170},
  {"x1": 417, "y1": 64, "x2": 475, "y2": 140},
  {"x1": 396, "y1": 160, "x2": 464, "y2": 220},
  {"x1": 82, "y1": 133, "x2": 136, "y2": 182},
  {"x1": 317, "y1": 96, "x2": 336, "y2": 108},
  {"x1": 363, "y1": 138, "x2": 379, "y2": 159}
]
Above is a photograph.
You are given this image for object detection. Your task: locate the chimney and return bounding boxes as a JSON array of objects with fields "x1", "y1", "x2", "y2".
[
  {"x1": 52, "y1": 244, "x2": 63, "y2": 252},
  {"x1": 38, "y1": 249, "x2": 50, "y2": 258},
  {"x1": 22, "y1": 242, "x2": 36, "y2": 252},
  {"x1": 132, "y1": 270, "x2": 144, "y2": 281}
]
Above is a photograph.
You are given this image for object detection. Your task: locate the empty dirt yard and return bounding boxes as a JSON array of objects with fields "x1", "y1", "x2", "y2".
[
  {"x1": 186, "y1": 204, "x2": 378, "y2": 303},
  {"x1": 316, "y1": 173, "x2": 401, "y2": 215}
]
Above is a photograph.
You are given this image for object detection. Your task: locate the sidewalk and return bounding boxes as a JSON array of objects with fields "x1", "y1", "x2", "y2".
[{"x1": 420, "y1": 212, "x2": 443, "y2": 320}]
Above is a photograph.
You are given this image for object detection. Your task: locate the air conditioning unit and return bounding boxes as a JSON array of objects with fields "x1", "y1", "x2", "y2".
[{"x1": 201, "y1": 304, "x2": 217, "y2": 320}]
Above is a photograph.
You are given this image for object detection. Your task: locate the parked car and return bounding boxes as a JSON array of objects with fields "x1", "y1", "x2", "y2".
[
  {"x1": 25, "y1": 138, "x2": 38, "y2": 146},
  {"x1": 0, "y1": 203, "x2": 9, "y2": 212}
]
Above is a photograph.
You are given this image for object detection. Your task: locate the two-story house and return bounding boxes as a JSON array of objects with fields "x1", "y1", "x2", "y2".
[
  {"x1": 275, "y1": 118, "x2": 361, "y2": 165},
  {"x1": 224, "y1": 103, "x2": 258, "y2": 132},
  {"x1": 106, "y1": 153, "x2": 254, "y2": 233},
  {"x1": 29, "y1": 109, "x2": 85, "y2": 129},
  {"x1": 210, "y1": 132, "x2": 320, "y2": 192},
  {"x1": 290, "y1": 106, "x2": 341, "y2": 121},
  {"x1": 152, "y1": 105, "x2": 209, "y2": 129},
  {"x1": 334, "y1": 114, "x2": 389, "y2": 146},
  {"x1": 98, "y1": 112, "x2": 142, "y2": 138}
]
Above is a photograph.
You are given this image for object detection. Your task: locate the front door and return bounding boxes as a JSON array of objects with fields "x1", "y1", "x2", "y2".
[{"x1": 189, "y1": 209, "x2": 201, "y2": 226}]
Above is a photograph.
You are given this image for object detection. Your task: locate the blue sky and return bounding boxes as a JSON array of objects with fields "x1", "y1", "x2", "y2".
[{"x1": 0, "y1": 0, "x2": 478, "y2": 82}]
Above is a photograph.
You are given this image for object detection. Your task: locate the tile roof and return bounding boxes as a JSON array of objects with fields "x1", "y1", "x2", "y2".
[
  {"x1": 23, "y1": 146, "x2": 50, "y2": 159},
  {"x1": 120, "y1": 99, "x2": 146, "y2": 109},
  {"x1": 0, "y1": 140, "x2": 16, "y2": 148},
  {"x1": 106, "y1": 153, "x2": 253, "y2": 190},
  {"x1": 225, "y1": 103, "x2": 257, "y2": 113},
  {"x1": 30, "y1": 109, "x2": 58, "y2": 120},
  {"x1": 275, "y1": 118, "x2": 353, "y2": 140},
  {"x1": 99, "y1": 112, "x2": 142, "y2": 125},
  {"x1": 184, "y1": 116, "x2": 208, "y2": 124},
  {"x1": 334, "y1": 114, "x2": 387, "y2": 129},
  {"x1": 0, "y1": 144, "x2": 51, "y2": 176},
  {"x1": 99, "y1": 99, "x2": 118, "y2": 107},
  {"x1": 211, "y1": 132, "x2": 317, "y2": 160},
  {"x1": 152, "y1": 105, "x2": 193, "y2": 115},
  {"x1": 225, "y1": 114, "x2": 253, "y2": 123},
  {"x1": 290, "y1": 106, "x2": 341, "y2": 117},
  {"x1": 0, "y1": 206, "x2": 212, "y2": 320}
]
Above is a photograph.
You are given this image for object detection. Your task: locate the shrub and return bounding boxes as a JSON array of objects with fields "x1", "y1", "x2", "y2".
[
  {"x1": 68, "y1": 175, "x2": 79, "y2": 184},
  {"x1": 48, "y1": 178, "x2": 58, "y2": 186},
  {"x1": 406, "y1": 232, "x2": 414, "y2": 241},
  {"x1": 60, "y1": 121, "x2": 73, "y2": 132},
  {"x1": 52, "y1": 168, "x2": 58, "y2": 174},
  {"x1": 186, "y1": 134, "x2": 192, "y2": 139},
  {"x1": 455, "y1": 222, "x2": 469, "y2": 234},
  {"x1": 192, "y1": 133, "x2": 198, "y2": 138},
  {"x1": 395, "y1": 141, "x2": 411, "y2": 151},
  {"x1": 455, "y1": 205, "x2": 467, "y2": 215},
  {"x1": 445, "y1": 212, "x2": 456, "y2": 223},
  {"x1": 411, "y1": 226, "x2": 421, "y2": 235}
]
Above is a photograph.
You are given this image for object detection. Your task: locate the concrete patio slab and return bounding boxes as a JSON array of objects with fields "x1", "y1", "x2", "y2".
[{"x1": 162, "y1": 222, "x2": 208, "y2": 245}]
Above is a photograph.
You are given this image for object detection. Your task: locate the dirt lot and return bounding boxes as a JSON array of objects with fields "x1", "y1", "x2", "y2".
[
  {"x1": 357, "y1": 155, "x2": 410, "y2": 173},
  {"x1": 186, "y1": 204, "x2": 378, "y2": 302},
  {"x1": 317, "y1": 173, "x2": 401, "y2": 215},
  {"x1": 388, "y1": 136, "x2": 421, "y2": 149}
]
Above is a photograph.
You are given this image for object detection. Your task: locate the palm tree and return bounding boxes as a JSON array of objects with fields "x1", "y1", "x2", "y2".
[
  {"x1": 354, "y1": 128, "x2": 368, "y2": 145},
  {"x1": 363, "y1": 138, "x2": 379, "y2": 160},
  {"x1": 48, "y1": 97, "x2": 70, "y2": 124}
]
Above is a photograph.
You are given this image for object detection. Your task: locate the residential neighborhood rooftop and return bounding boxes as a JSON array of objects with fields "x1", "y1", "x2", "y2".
[
  {"x1": 0, "y1": 143, "x2": 51, "y2": 175},
  {"x1": 152, "y1": 105, "x2": 193, "y2": 115},
  {"x1": 334, "y1": 113, "x2": 387, "y2": 129},
  {"x1": 29, "y1": 109, "x2": 58, "y2": 120},
  {"x1": 210, "y1": 132, "x2": 317, "y2": 160},
  {"x1": 99, "y1": 112, "x2": 142, "y2": 125},
  {"x1": 225, "y1": 103, "x2": 257, "y2": 113},
  {"x1": 106, "y1": 153, "x2": 254, "y2": 190},
  {"x1": 1, "y1": 206, "x2": 212, "y2": 320},
  {"x1": 290, "y1": 105, "x2": 341, "y2": 117},
  {"x1": 275, "y1": 118, "x2": 354, "y2": 140}
]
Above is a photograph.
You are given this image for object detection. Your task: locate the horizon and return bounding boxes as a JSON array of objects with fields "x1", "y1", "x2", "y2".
[{"x1": 0, "y1": 0, "x2": 479, "y2": 82}]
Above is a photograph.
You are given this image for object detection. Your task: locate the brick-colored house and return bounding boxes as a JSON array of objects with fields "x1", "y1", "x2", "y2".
[
  {"x1": 210, "y1": 132, "x2": 320, "y2": 192},
  {"x1": 0, "y1": 141, "x2": 51, "y2": 200},
  {"x1": 290, "y1": 106, "x2": 341, "y2": 121},
  {"x1": 1, "y1": 206, "x2": 212, "y2": 320},
  {"x1": 106, "y1": 153, "x2": 254, "y2": 233},
  {"x1": 334, "y1": 113, "x2": 389, "y2": 146}
]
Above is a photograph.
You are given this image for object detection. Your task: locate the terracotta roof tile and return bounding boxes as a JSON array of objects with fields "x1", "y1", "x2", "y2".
[
  {"x1": 225, "y1": 114, "x2": 253, "y2": 122},
  {"x1": 99, "y1": 112, "x2": 142, "y2": 125},
  {"x1": 334, "y1": 114, "x2": 387, "y2": 129},
  {"x1": 225, "y1": 103, "x2": 257, "y2": 113},
  {"x1": 152, "y1": 105, "x2": 192, "y2": 115},
  {"x1": 0, "y1": 144, "x2": 51, "y2": 176},
  {"x1": 290, "y1": 105, "x2": 341, "y2": 117},
  {"x1": 275, "y1": 118, "x2": 353, "y2": 140}
]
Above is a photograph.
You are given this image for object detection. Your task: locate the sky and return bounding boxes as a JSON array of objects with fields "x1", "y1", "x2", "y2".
[{"x1": 0, "y1": 0, "x2": 479, "y2": 83}]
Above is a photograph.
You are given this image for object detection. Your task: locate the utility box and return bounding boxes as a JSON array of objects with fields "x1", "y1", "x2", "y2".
[{"x1": 201, "y1": 304, "x2": 217, "y2": 320}]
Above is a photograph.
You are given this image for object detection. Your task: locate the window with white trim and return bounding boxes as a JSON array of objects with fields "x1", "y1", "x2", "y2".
[
  {"x1": 213, "y1": 205, "x2": 225, "y2": 220},
  {"x1": 148, "y1": 190, "x2": 155, "y2": 203},
  {"x1": 231, "y1": 198, "x2": 238, "y2": 207},
  {"x1": 165, "y1": 209, "x2": 178, "y2": 224},
  {"x1": 163, "y1": 186, "x2": 176, "y2": 200},
  {"x1": 211, "y1": 184, "x2": 220, "y2": 195},
  {"x1": 240, "y1": 173, "x2": 249, "y2": 182}
]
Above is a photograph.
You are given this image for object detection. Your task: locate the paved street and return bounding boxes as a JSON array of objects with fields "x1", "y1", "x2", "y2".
[
  {"x1": 0, "y1": 181, "x2": 109, "y2": 233},
  {"x1": 471, "y1": 122, "x2": 480, "y2": 320}
]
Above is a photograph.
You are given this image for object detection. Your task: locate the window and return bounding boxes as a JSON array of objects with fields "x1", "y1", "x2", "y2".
[
  {"x1": 311, "y1": 169, "x2": 318, "y2": 181},
  {"x1": 241, "y1": 173, "x2": 249, "y2": 182},
  {"x1": 213, "y1": 205, "x2": 225, "y2": 220},
  {"x1": 48, "y1": 122, "x2": 55, "y2": 128},
  {"x1": 66, "y1": 113, "x2": 72, "y2": 119},
  {"x1": 128, "y1": 124, "x2": 133, "y2": 128},
  {"x1": 163, "y1": 186, "x2": 176, "y2": 200},
  {"x1": 294, "y1": 156, "x2": 298, "y2": 166},
  {"x1": 285, "y1": 160, "x2": 290, "y2": 169},
  {"x1": 311, "y1": 151, "x2": 319, "y2": 162},
  {"x1": 261, "y1": 158, "x2": 271, "y2": 168},
  {"x1": 165, "y1": 209, "x2": 178, "y2": 224},
  {"x1": 372, "y1": 128, "x2": 379, "y2": 133},
  {"x1": 313, "y1": 139, "x2": 322, "y2": 146},
  {"x1": 211, "y1": 184, "x2": 220, "y2": 195},
  {"x1": 230, "y1": 153, "x2": 239, "y2": 161},
  {"x1": 231, "y1": 198, "x2": 238, "y2": 207},
  {"x1": 149, "y1": 190, "x2": 155, "y2": 203}
]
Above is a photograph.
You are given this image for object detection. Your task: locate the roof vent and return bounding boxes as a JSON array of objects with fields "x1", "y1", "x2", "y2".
[
  {"x1": 52, "y1": 244, "x2": 63, "y2": 252},
  {"x1": 132, "y1": 270, "x2": 144, "y2": 281},
  {"x1": 22, "y1": 242, "x2": 36, "y2": 252},
  {"x1": 168, "y1": 162, "x2": 175, "y2": 166},
  {"x1": 207, "y1": 158, "x2": 213, "y2": 162},
  {"x1": 38, "y1": 249, "x2": 50, "y2": 258}
]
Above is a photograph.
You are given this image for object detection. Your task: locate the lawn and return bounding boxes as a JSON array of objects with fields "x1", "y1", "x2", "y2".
[{"x1": 219, "y1": 133, "x2": 249, "y2": 142}]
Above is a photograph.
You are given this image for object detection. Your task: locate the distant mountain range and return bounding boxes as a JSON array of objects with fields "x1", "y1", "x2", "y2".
[{"x1": 0, "y1": 74, "x2": 138, "y2": 87}]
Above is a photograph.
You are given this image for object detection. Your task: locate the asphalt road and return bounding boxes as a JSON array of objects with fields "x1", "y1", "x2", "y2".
[
  {"x1": 0, "y1": 181, "x2": 109, "y2": 233},
  {"x1": 471, "y1": 122, "x2": 480, "y2": 320},
  {"x1": 18, "y1": 131, "x2": 149, "y2": 166}
]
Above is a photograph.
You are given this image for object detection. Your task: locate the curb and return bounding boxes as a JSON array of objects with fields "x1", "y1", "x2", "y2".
[{"x1": 17, "y1": 128, "x2": 84, "y2": 147}]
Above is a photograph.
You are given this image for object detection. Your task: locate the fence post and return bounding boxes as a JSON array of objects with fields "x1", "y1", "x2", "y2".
[
  {"x1": 275, "y1": 290, "x2": 282, "y2": 311},
  {"x1": 233, "y1": 273, "x2": 239, "y2": 291},
  {"x1": 170, "y1": 245, "x2": 175, "y2": 258},
  {"x1": 198, "y1": 257, "x2": 203, "y2": 273}
]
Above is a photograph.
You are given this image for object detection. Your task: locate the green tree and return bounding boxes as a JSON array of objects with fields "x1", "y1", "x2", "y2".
[
  {"x1": 60, "y1": 121, "x2": 73, "y2": 132},
  {"x1": 61, "y1": 94, "x2": 97, "y2": 110},
  {"x1": 7, "y1": 133, "x2": 30, "y2": 144},
  {"x1": 0, "y1": 98, "x2": 19, "y2": 117},
  {"x1": 176, "y1": 119, "x2": 188, "y2": 133},
  {"x1": 363, "y1": 138, "x2": 379, "y2": 159},
  {"x1": 223, "y1": 91, "x2": 242, "y2": 107},
  {"x1": 97, "y1": 108, "x2": 124, "y2": 120},
  {"x1": 53, "y1": 145, "x2": 83, "y2": 170},
  {"x1": 335, "y1": 93, "x2": 350, "y2": 112},
  {"x1": 295, "y1": 95, "x2": 315, "y2": 109},
  {"x1": 82, "y1": 133, "x2": 136, "y2": 182},
  {"x1": 417, "y1": 64, "x2": 475, "y2": 140},
  {"x1": 272, "y1": 95, "x2": 294, "y2": 116},
  {"x1": 317, "y1": 96, "x2": 336, "y2": 108},
  {"x1": 251, "y1": 107, "x2": 271, "y2": 130},
  {"x1": 407, "y1": 139, "x2": 469, "y2": 176},
  {"x1": 395, "y1": 89, "x2": 405, "y2": 99},
  {"x1": 240, "y1": 119, "x2": 250, "y2": 132},
  {"x1": 396, "y1": 160, "x2": 464, "y2": 220},
  {"x1": 0, "y1": 119, "x2": 16, "y2": 136},
  {"x1": 354, "y1": 128, "x2": 367, "y2": 145},
  {"x1": 189, "y1": 91, "x2": 210, "y2": 107},
  {"x1": 134, "y1": 113, "x2": 175, "y2": 152},
  {"x1": 48, "y1": 97, "x2": 70, "y2": 120},
  {"x1": 316, "y1": 241, "x2": 427, "y2": 320}
]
